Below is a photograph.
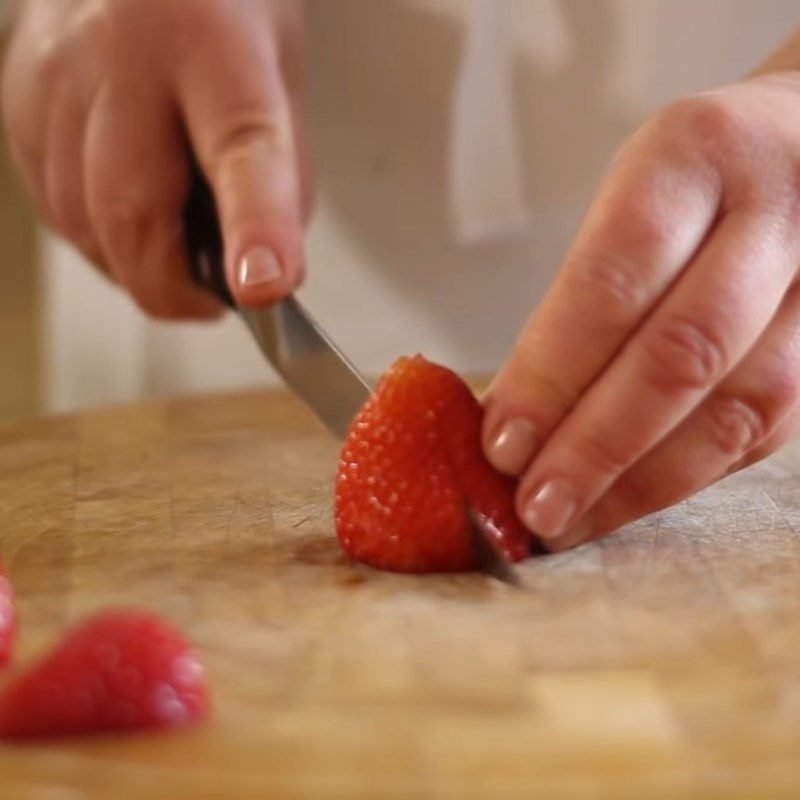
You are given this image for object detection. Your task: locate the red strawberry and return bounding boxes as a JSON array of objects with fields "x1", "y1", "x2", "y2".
[
  {"x1": 0, "y1": 562, "x2": 16, "y2": 666},
  {"x1": 0, "y1": 609, "x2": 208, "y2": 739},
  {"x1": 335, "y1": 355, "x2": 532, "y2": 572}
]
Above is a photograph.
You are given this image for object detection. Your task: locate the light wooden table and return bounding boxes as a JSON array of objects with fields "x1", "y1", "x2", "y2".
[{"x1": 0, "y1": 389, "x2": 798, "y2": 799}]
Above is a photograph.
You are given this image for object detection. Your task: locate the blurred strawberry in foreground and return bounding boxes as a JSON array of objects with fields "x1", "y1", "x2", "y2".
[
  {"x1": 0, "y1": 562, "x2": 16, "y2": 666},
  {"x1": 335, "y1": 355, "x2": 532, "y2": 572},
  {"x1": 0, "y1": 609, "x2": 208, "y2": 739}
]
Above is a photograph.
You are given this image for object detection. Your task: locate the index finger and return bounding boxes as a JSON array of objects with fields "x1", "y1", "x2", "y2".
[
  {"x1": 483, "y1": 130, "x2": 721, "y2": 475},
  {"x1": 173, "y1": 4, "x2": 304, "y2": 307}
]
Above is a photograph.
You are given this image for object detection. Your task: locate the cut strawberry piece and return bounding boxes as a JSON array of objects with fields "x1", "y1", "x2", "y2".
[
  {"x1": 335, "y1": 355, "x2": 532, "y2": 572},
  {"x1": 0, "y1": 561, "x2": 16, "y2": 666},
  {"x1": 0, "y1": 609, "x2": 208, "y2": 739}
]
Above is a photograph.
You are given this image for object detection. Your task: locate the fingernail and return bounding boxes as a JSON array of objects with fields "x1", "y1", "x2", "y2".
[
  {"x1": 543, "y1": 521, "x2": 594, "y2": 553},
  {"x1": 486, "y1": 418, "x2": 538, "y2": 475},
  {"x1": 522, "y1": 480, "x2": 578, "y2": 540},
  {"x1": 237, "y1": 246, "x2": 282, "y2": 290}
]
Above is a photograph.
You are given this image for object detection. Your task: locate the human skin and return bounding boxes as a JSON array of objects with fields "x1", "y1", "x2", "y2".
[
  {"x1": 2, "y1": 0, "x2": 311, "y2": 318},
  {"x1": 483, "y1": 29, "x2": 800, "y2": 550}
]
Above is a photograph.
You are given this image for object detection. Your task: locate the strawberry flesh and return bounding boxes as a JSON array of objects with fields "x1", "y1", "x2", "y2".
[
  {"x1": 335, "y1": 355, "x2": 531, "y2": 572},
  {"x1": 0, "y1": 609, "x2": 208, "y2": 739}
]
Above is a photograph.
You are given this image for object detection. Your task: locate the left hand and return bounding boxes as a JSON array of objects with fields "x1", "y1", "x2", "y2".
[{"x1": 483, "y1": 73, "x2": 800, "y2": 551}]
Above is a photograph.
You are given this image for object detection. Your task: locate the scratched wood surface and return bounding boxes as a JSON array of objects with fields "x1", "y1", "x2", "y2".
[{"x1": 0, "y1": 389, "x2": 798, "y2": 799}]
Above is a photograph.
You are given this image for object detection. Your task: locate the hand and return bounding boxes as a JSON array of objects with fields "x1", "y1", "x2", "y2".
[
  {"x1": 483, "y1": 73, "x2": 800, "y2": 551},
  {"x1": 2, "y1": 0, "x2": 311, "y2": 318}
]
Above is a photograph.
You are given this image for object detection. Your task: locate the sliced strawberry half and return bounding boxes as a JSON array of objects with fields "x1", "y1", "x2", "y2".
[
  {"x1": 335, "y1": 355, "x2": 532, "y2": 572},
  {"x1": 0, "y1": 609, "x2": 209, "y2": 739}
]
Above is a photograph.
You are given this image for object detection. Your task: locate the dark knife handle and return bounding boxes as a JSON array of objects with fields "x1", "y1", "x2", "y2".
[{"x1": 182, "y1": 167, "x2": 236, "y2": 308}]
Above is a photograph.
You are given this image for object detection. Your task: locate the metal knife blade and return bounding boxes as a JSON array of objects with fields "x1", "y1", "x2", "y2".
[{"x1": 239, "y1": 298, "x2": 371, "y2": 440}]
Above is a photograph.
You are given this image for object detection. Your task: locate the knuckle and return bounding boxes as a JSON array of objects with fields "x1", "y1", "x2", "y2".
[
  {"x1": 627, "y1": 214, "x2": 670, "y2": 256},
  {"x1": 507, "y1": 345, "x2": 577, "y2": 418},
  {"x1": 567, "y1": 430, "x2": 631, "y2": 479},
  {"x1": 641, "y1": 316, "x2": 729, "y2": 393},
  {"x1": 608, "y1": 192, "x2": 676, "y2": 256},
  {"x1": 657, "y1": 94, "x2": 748, "y2": 157},
  {"x1": 708, "y1": 371, "x2": 799, "y2": 457},
  {"x1": 706, "y1": 395, "x2": 771, "y2": 456},
  {"x1": 571, "y1": 249, "x2": 648, "y2": 316},
  {"x1": 208, "y1": 111, "x2": 290, "y2": 170}
]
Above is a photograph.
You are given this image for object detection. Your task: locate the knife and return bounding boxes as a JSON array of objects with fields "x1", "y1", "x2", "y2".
[
  {"x1": 182, "y1": 172, "x2": 370, "y2": 439},
  {"x1": 182, "y1": 171, "x2": 520, "y2": 585}
]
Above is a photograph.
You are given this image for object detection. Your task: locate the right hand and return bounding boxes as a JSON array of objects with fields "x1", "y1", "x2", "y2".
[{"x1": 2, "y1": 0, "x2": 312, "y2": 318}]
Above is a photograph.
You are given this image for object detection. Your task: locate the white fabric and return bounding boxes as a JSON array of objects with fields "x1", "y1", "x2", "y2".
[
  {"x1": 448, "y1": 0, "x2": 530, "y2": 244},
  {"x1": 42, "y1": 236, "x2": 147, "y2": 410}
]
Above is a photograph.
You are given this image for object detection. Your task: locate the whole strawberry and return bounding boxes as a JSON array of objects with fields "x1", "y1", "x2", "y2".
[
  {"x1": 0, "y1": 561, "x2": 16, "y2": 666},
  {"x1": 0, "y1": 609, "x2": 208, "y2": 739},
  {"x1": 335, "y1": 355, "x2": 532, "y2": 572}
]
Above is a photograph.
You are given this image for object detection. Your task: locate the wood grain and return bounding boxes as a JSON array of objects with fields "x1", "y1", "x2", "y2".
[{"x1": 0, "y1": 389, "x2": 799, "y2": 799}]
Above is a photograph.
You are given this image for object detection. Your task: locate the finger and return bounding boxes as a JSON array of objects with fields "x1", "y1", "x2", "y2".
[
  {"x1": 547, "y1": 282, "x2": 800, "y2": 551},
  {"x1": 85, "y1": 79, "x2": 222, "y2": 320},
  {"x1": 483, "y1": 131, "x2": 722, "y2": 475},
  {"x1": 174, "y1": 6, "x2": 304, "y2": 307},
  {"x1": 43, "y1": 86, "x2": 107, "y2": 269},
  {"x1": 516, "y1": 208, "x2": 798, "y2": 542}
]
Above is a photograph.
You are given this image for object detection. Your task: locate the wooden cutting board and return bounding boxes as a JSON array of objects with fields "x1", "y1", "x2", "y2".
[{"x1": 0, "y1": 389, "x2": 799, "y2": 800}]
